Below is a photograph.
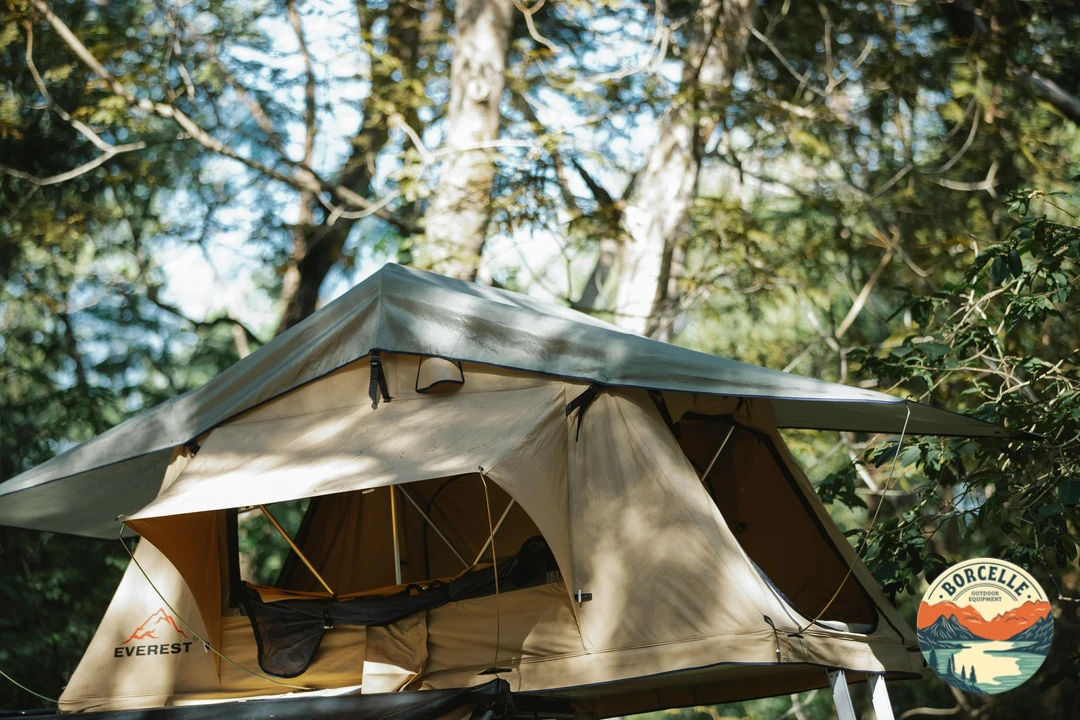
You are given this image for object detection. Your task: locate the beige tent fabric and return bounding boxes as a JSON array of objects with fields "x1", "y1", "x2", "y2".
[
  {"x1": 59, "y1": 541, "x2": 218, "y2": 712},
  {"x1": 128, "y1": 382, "x2": 565, "y2": 520},
  {"x1": 567, "y1": 389, "x2": 786, "y2": 652},
  {"x1": 361, "y1": 613, "x2": 428, "y2": 693},
  {"x1": 125, "y1": 511, "x2": 228, "y2": 664},
  {"x1": 61, "y1": 357, "x2": 925, "y2": 715},
  {"x1": 423, "y1": 583, "x2": 585, "y2": 681}
]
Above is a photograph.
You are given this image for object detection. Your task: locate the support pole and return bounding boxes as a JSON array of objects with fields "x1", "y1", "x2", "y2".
[
  {"x1": 828, "y1": 670, "x2": 857, "y2": 720},
  {"x1": 397, "y1": 486, "x2": 471, "y2": 570},
  {"x1": 390, "y1": 486, "x2": 403, "y2": 585},
  {"x1": 700, "y1": 425, "x2": 735, "y2": 484},
  {"x1": 259, "y1": 504, "x2": 334, "y2": 595},
  {"x1": 472, "y1": 499, "x2": 516, "y2": 567},
  {"x1": 868, "y1": 674, "x2": 896, "y2": 720}
]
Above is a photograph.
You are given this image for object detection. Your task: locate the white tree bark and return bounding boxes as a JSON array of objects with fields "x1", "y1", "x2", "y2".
[
  {"x1": 610, "y1": 0, "x2": 753, "y2": 340},
  {"x1": 422, "y1": 0, "x2": 515, "y2": 280}
]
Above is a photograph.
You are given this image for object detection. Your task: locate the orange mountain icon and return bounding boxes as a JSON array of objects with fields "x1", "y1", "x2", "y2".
[
  {"x1": 918, "y1": 600, "x2": 1051, "y2": 641},
  {"x1": 121, "y1": 608, "x2": 189, "y2": 644}
]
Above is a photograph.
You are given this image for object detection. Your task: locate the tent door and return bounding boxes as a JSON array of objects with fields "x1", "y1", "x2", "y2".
[{"x1": 828, "y1": 671, "x2": 896, "y2": 720}]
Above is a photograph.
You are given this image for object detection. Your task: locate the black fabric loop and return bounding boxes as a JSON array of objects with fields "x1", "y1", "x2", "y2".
[
  {"x1": 368, "y1": 350, "x2": 392, "y2": 409},
  {"x1": 565, "y1": 383, "x2": 603, "y2": 441}
]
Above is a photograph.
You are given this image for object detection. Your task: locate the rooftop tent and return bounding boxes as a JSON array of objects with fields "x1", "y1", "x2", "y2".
[{"x1": 0, "y1": 264, "x2": 1022, "y2": 717}]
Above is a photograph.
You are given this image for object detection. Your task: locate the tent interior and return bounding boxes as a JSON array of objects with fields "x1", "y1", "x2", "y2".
[{"x1": 57, "y1": 353, "x2": 923, "y2": 716}]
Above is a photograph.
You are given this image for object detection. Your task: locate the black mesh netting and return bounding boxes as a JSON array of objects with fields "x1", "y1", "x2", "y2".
[{"x1": 241, "y1": 536, "x2": 558, "y2": 677}]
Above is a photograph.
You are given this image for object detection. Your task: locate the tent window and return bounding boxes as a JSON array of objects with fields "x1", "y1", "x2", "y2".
[
  {"x1": 271, "y1": 474, "x2": 555, "y2": 596},
  {"x1": 679, "y1": 416, "x2": 878, "y2": 628}
]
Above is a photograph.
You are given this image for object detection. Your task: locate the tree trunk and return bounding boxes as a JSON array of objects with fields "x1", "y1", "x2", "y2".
[
  {"x1": 421, "y1": 0, "x2": 515, "y2": 281},
  {"x1": 275, "y1": 2, "x2": 425, "y2": 335},
  {"x1": 608, "y1": 0, "x2": 753, "y2": 340}
]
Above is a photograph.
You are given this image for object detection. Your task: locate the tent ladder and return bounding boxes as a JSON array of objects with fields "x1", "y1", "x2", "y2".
[
  {"x1": 828, "y1": 670, "x2": 895, "y2": 720},
  {"x1": 828, "y1": 670, "x2": 857, "y2": 720},
  {"x1": 868, "y1": 673, "x2": 896, "y2": 720}
]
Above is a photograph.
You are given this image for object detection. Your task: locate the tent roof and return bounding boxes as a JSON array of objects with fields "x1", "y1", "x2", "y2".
[{"x1": 0, "y1": 263, "x2": 1025, "y2": 537}]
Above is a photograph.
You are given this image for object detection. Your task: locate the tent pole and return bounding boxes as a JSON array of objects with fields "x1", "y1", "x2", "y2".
[
  {"x1": 390, "y1": 486, "x2": 403, "y2": 585},
  {"x1": 472, "y1": 499, "x2": 515, "y2": 567},
  {"x1": 258, "y1": 504, "x2": 334, "y2": 595},
  {"x1": 700, "y1": 425, "x2": 735, "y2": 483},
  {"x1": 868, "y1": 674, "x2": 896, "y2": 720},
  {"x1": 397, "y1": 486, "x2": 471, "y2": 570},
  {"x1": 828, "y1": 670, "x2": 857, "y2": 720}
]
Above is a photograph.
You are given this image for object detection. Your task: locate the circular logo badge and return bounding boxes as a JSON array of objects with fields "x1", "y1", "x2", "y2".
[{"x1": 918, "y1": 558, "x2": 1052, "y2": 694}]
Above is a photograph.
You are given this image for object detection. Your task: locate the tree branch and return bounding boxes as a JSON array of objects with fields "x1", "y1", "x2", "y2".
[
  {"x1": 286, "y1": 0, "x2": 318, "y2": 167},
  {"x1": 144, "y1": 286, "x2": 261, "y2": 350},
  {"x1": 0, "y1": 143, "x2": 147, "y2": 186},
  {"x1": 27, "y1": 0, "x2": 420, "y2": 235},
  {"x1": 940, "y1": 0, "x2": 1080, "y2": 126},
  {"x1": 835, "y1": 248, "x2": 894, "y2": 340},
  {"x1": 1013, "y1": 68, "x2": 1080, "y2": 125}
]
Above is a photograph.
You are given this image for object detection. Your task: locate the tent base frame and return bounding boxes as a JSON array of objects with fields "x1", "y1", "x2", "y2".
[{"x1": 0, "y1": 679, "x2": 550, "y2": 720}]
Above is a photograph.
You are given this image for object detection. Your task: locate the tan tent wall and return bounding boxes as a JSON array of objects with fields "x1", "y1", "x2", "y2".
[
  {"x1": 125, "y1": 511, "x2": 228, "y2": 666},
  {"x1": 60, "y1": 541, "x2": 218, "y2": 712}
]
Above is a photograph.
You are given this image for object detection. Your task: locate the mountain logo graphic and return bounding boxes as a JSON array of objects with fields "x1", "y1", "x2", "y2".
[
  {"x1": 112, "y1": 608, "x2": 195, "y2": 659},
  {"x1": 918, "y1": 558, "x2": 1052, "y2": 695},
  {"x1": 121, "y1": 608, "x2": 189, "y2": 644}
]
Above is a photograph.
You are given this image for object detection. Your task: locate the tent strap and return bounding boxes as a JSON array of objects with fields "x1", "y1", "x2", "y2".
[
  {"x1": 369, "y1": 350, "x2": 393, "y2": 409},
  {"x1": 648, "y1": 390, "x2": 681, "y2": 438}
]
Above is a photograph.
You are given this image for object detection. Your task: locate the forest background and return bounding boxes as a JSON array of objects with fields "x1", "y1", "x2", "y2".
[{"x1": 1, "y1": 0, "x2": 1079, "y2": 717}]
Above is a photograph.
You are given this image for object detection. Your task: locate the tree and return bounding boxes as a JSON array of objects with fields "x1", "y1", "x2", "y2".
[
  {"x1": 569, "y1": 0, "x2": 755, "y2": 341},
  {"x1": 421, "y1": 0, "x2": 515, "y2": 280},
  {"x1": 855, "y1": 183, "x2": 1080, "y2": 714}
]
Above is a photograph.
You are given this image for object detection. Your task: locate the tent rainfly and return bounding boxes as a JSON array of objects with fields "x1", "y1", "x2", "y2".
[{"x1": 0, "y1": 264, "x2": 1024, "y2": 720}]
